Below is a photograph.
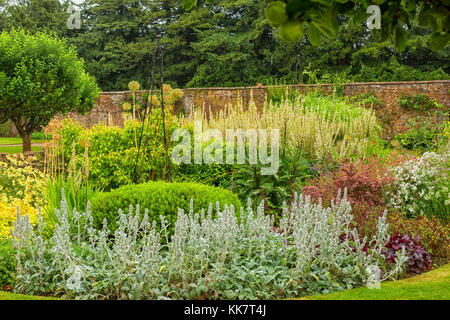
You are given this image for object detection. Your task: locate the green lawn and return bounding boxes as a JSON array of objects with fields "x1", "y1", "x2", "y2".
[
  {"x1": 301, "y1": 264, "x2": 450, "y2": 300},
  {"x1": 0, "y1": 291, "x2": 58, "y2": 300},
  {"x1": 0, "y1": 146, "x2": 43, "y2": 154},
  {"x1": 0, "y1": 137, "x2": 44, "y2": 145}
]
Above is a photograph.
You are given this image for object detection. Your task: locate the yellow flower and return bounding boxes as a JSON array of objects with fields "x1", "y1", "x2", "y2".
[
  {"x1": 162, "y1": 84, "x2": 172, "y2": 94},
  {"x1": 121, "y1": 102, "x2": 132, "y2": 112},
  {"x1": 128, "y1": 81, "x2": 141, "y2": 92},
  {"x1": 0, "y1": 196, "x2": 41, "y2": 238},
  {"x1": 0, "y1": 154, "x2": 47, "y2": 207},
  {"x1": 149, "y1": 95, "x2": 161, "y2": 107}
]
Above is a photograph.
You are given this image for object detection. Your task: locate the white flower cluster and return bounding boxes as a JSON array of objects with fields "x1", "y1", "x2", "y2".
[
  {"x1": 386, "y1": 151, "x2": 449, "y2": 220},
  {"x1": 11, "y1": 190, "x2": 406, "y2": 300}
]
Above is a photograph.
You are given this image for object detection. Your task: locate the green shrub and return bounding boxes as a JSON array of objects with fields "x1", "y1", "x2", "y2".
[
  {"x1": 0, "y1": 239, "x2": 16, "y2": 289},
  {"x1": 233, "y1": 149, "x2": 315, "y2": 215},
  {"x1": 398, "y1": 93, "x2": 443, "y2": 111},
  {"x1": 55, "y1": 110, "x2": 179, "y2": 191},
  {"x1": 351, "y1": 57, "x2": 450, "y2": 82},
  {"x1": 90, "y1": 181, "x2": 242, "y2": 234},
  {"x1": 175, "y1": 163, "x2": 236, "y2": 189},
  {"x1": 395, "y1": 117, "x2": 448, "y2": 154},
  {"x1": 264, "y1": 78, "x2": 300, "y2": 106},
  {"x1": 395, "y1": 125, "x2": 440, "y2": 153},
  {"x1": 173, "y1": 139, "x2": 240, "y2": 190}
]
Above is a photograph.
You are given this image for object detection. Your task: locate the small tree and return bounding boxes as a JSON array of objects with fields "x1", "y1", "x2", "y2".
[{"x1": 0, "y1": 29, "x2": 100, "y2": 152}]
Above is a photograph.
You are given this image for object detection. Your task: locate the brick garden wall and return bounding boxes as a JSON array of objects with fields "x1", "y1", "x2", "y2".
[
  {"x1": 179, "y1": 81, "x2": 450, "y2": 138},
  {"x1": 9, "y1": 80, "x2": 450, "y2": 138}
]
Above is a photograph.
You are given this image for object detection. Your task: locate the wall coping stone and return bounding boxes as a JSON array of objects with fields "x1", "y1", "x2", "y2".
[{"x1": 98, "y1": 80, "x2": 449, "y2": 95}]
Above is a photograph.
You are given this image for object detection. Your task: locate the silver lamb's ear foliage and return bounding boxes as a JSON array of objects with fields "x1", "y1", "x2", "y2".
[
  {"x1": 207, "y1": 203, "x2": 213, "y2": 219},
  {"x1": 11, "y1": 191, "x2": 406, "y2": 299},
  {"x1": 246, "y1": 197, "x2": 253, "y2": 213},
  {"x1": 38, "y1": 207, "x2": 43, "y2": 225},
  {"x1": 216, "y1": 201, "x2": 221, "y2": 214},
  {"x1": 102, "y1": 218, "x2": 109, "y2": 231},
  {"x1": 200, "y1": 208, "x2": 205, "y2": 221},
  {"x1": 374, "y1": 210, "x2": 390, "y2": 251},
  {"x1": 128, "y1": 204, "x2": 133, "y2": 215},
  {"x1": 140, "y1": 209, "x2": 149, "y2": 231},
  {"x1": 257, "y1": 200, "x2": 265, "y2": 218},
  {"x1": 136, "y1": 204, "x2": 140, "y2": 216},
  {"x1": 60, "y1": 188, "x2": 69, "y2": 215},
  {"x1": 343, "y1": 187, "x2": 348, "y2": 200}
]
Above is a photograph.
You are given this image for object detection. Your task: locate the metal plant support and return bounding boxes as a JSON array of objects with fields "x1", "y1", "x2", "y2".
[
  {"x1": 289, "y1": 53, "x2": 303, "y2": 105},
  {"x1": 132, "y1": 37, "x2": 173, "y2": 184},
  {"x1": 294, "y1": 53, "x2": 303, "y2": 84}
]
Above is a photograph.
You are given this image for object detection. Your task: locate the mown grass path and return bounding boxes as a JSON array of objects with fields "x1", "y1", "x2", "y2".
[
  {"x1": 0, "y1": 137, "x2": 45, "y2": 154},
  {"x1": 0, "y1": 291, "x2": 58, "y2": 300},
  {"x1": 301, "y1": 263, "x2": 450, "y2": 300}
]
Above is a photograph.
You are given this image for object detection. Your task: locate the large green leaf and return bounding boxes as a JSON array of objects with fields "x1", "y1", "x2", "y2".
[
  {"x1": 352, "y1": 8, "x2": 370, "y2": 25},
  {"x1": 429, "y1": 32, "x2": 449, "y2": 52},
  {"x1": 308, "y1": 22, "x2": 322, "y2": 46},
  {"x1": 183, "y1": 0, "x2": 197, "y2": 11},
  {"x1": 394, "y1": 24, "x2": 408, "y2": 52},
  {"x1": 313, "y1": 18, "x2": 336, "y2": 39}
]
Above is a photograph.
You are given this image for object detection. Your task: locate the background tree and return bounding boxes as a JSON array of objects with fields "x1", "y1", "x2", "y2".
[
  {"x1": 170, "y1": 0, "x2": 281, "y2": 87},
  {"x1": 70, "y1": 0, "x2": 156, "y2": 90},
  {"x1": 186, "y1": 0, "x2": 450, "y2": 52},
  {"x1": 0, "y1": 0, "x2": 68, "y2": 36},
  {"x1": 296, "y1": 18, "x2": 450, "y2": 83},
  {"x1": 0, "y1": 0, "x2": 447, "y2": 92},
  {"x1": 0, "y1": 29, "x2": 100, "y2": 151}
]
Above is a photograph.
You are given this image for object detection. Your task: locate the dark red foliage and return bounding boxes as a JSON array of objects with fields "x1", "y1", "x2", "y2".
[
  {"x1": 301, "y1": 158, "x2": 396, "y2": 208},
  {"x1": 338, "y1": 232, "x2": 433, "y2": 275},
  {"x1": 384, "y1": 234, "x2": 432, "y2": 274},
  {"x1": 388, "y1": 213, "x2": 450, "y2": 265}
]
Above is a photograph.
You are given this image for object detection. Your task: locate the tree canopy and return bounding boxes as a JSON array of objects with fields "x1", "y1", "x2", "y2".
[
  {"x1": 0, "y1": 29, "x2": 100, "y2": 151},
  {"x1": 0, "y1": 0, "x2": 448, "y2": 92},
  {"x1": 184, "y1": 0, "x2": 450, "y2": 52}
]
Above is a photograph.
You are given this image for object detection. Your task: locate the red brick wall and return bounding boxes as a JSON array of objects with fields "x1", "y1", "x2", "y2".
[
  {"x1": 177, "y1": 81, "x2": 449, "y2": 138},
  {"x1": 9, "y1": 80, "x2": 449, "y2": 138}
]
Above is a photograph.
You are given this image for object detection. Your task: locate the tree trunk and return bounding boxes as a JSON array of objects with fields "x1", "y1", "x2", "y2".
[{"x1": 22, "y1": 131, "x2": 32, "y2": 153}]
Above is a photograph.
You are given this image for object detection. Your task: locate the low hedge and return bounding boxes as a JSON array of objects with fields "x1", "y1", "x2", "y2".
[{"x1": 90, "y1": 181, "x2": 242, "y2": 233}]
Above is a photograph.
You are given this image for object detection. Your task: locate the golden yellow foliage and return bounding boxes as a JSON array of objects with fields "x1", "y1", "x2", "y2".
[
  {"x1": 0, "y1": 154, "x2": 48, "y2": 237},
  {"x1": 0, "y1": 195, "x2": 41, "y2": 238}
]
